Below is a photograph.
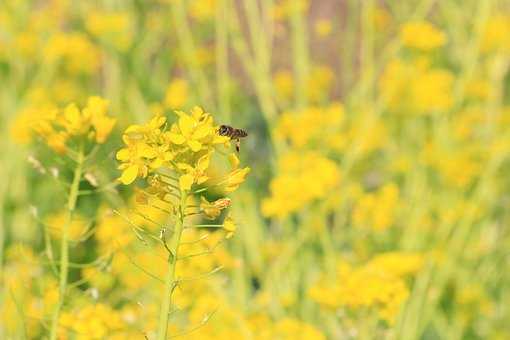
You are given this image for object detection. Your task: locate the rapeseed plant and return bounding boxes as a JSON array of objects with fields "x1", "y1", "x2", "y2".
[
  {"x1": 116, "y1": 107, "x2": 249, "y2": 338},
  {"x1": 12, "y1": 96, "x2": 117, "y2": 339}
]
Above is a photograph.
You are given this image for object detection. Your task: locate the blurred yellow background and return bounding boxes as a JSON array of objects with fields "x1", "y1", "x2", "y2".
[{"x1": 1, "y1": 0, "x2": 510, "y2": 339}]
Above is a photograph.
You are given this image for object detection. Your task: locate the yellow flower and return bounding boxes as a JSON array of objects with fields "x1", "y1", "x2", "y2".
[
  {"x1": 262, "y1": 152, "x2": 340, "y2": 218},
  {"x1": 46, "y1": 213, "x2": 89, "y2": 241},
  {"x1": 166, "y1": 107, "x2": 226, "y2": 152},
  {"x1": 380, "y1": 57, "x2": 454, "y2": 114},
  {"x1": 400, "y1": 21, "x2": 446, "y2": 51},
  {"x1": 352, "y1": 183, "x2": 400, "y2": 231},
  {"x1": 86, "y1": 96, "x2": 116, "y2": 143},
  {"x1": 222, "y1": 153, "x2": 250, "y2": 193},
  {"x1": 189, "y1": 0, "x2": 217, "y2": 22},
  {"x1": 85, "y1": 10, "x2": 133, "y2": 51},
  {"x1": 117, "y1": 107, "x2": 248, "y2": 207},
  {"x1": 276, "y1": 103, "x2": 344, "y2": 149},
  {"x1": 164, "y1": 78, "x2": 189, "y2": 109},
  {"x1": 200, "y1": 197, "x2": 231, "y2": 220},
  {"x1": 481, "y1": 15, "x2": 510, "y2": 54},
  {"x1": 43, "y1": 32, "x2": 100, "y2": 74},
  {"x1": 274, "y1": 70, "x2": 294, "y2": 103},
  {"x1": 307, "y1": 65, "x2": 334, "y2": 103},
  {"x1": 314, "y1": 19, "x2": 332, "y2": 38},
  {"x1": 222, "y1": 214, "x2": 236, "y2": 238},
  {"x1": 23, "y1": 96, "x2": 115, "y2": 154},
  {"x1": 310, "y1": 253, "x2": 422, "y2": 324},
  {"x1": 179, "y1": 173, "x2": 195, "y2": 191}
]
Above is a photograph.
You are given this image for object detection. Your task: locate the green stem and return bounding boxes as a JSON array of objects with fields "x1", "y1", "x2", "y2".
[
  {"x1": 170, "y1": 1, "x2": 213, "y2": 109},
  {"x1": 290, "y1": 0, "x2": 309, "y2": 109},
  {"x1": 156, "y1": 192, "x2": 187, "y2": 340},
  {"x1": 49, "y1": 145, "x2": 84, "y2": 340},
  {"x1": 216, "y1": 0, "x2": 231, "y2": 122}
]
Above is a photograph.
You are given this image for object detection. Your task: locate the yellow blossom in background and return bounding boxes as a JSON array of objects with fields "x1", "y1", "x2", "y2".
[
  {"x1": 372, "y1": 6, "x2": 392, "y2": 31},
  {"x1": 94, "y1": 207, "x2": 135, "y2": 252},
  {"x1": 314, "y1": 19, "x2": 332, "y2": 38},
  {"x1": 26, "y1": 96, "x2": 116, "y2": 153},
  {"x1": 13, "y1": 30, "x2": 39, "y2": 58},
  {"x1": 307, "y1": 65, "x2": 334, "y2": 103},
  {"x1": 59, "y1": 304, "x2": 126, "y2": 339},
  {"x1": 271, "y1": 318, "x2": 326, "y2": 340},
  {"x1": 481, "y1": 14, "x2": 510, "y2": 54},
  {"x1": 352, "y1": 183, "x2": 400, "y2": 231},
  {"x1": 46, "y1": 212, "x2": 89, "y2": 240},
  {"x1": 222, "y1": 213, "x2": 236, "y2": 238},
  {"x1": 400, "y1": 21, "x2": 446, "y2": 51},
  {"x1": 274, "y1": 66, "x2": 333, "y2": 105},
  {"x1": 366, "y1": 252, "x2": 424, "y2": 277},
  {"x1": 274, "y1": 70, "x2": 294, "y2": 103},
  {"x1": 380, "y1": 57, "x2": 454, "y2": 114},
  {"x1": 164, "y1": 78, "x2": 189, "y2": 109},
  {"x1": 85, "y1": 10, "x2": 133, "y2": 51},
  {"x1": 189, "y1": 0, "x2": 217, "y2": 22},
  {"x1": 262, "y1": 152, "x2": 340, "y2": 218},
  {"x1": 276, "y1": 103, "x2": 344, "y2": 149},
  {"x1": 44, "y1": 32, "x2": 101, "y2": 74},
  {"x1": 310, "y1": 253, "x2": 423, "y2": 324}
]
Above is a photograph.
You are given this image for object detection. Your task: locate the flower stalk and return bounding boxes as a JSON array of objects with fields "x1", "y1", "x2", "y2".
[
  {"x1": 49, "y1": 145, "x2": 84, "y2": 340},
  {"x1": 156, "y1": 191, "x2": 187, "y2": 340}
]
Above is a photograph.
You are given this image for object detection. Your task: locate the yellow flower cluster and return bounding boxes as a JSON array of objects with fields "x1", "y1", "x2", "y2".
[
  {"x1": 276, "y1": 103, "x2": 344, "y2": 148},
  {"x1": 423, "y1": 141, "x2": 483, "y2": 189},
  {"x1": 189, "y1": 0, "x2": 217, "y2": 22},
  {"x1": 44, "y1": 32, "x2": 101, "y2": 74},
  {"x1": 309, "y1": 252, "x2": 424, "y2": 323},
  {"x1": 184, "y1": 305, "x2": 325, "y2": 340},
  {"x1": 1, "y1": 245, "x2": 58, "y2": 337},
  {"x1": 116, "y1": 107, "x2": 249, "y2": 193},
  {"x1": 481, "y1": 15, "x2": 510, "y2": 54},
  {"x1": 164, "y1": 78, "x2": 189, "y2": 109},
  {"x1": 28, "y1": 96, "x2": 116, "y2": 153},
  {"x1": 380, "y1": 57, "x2": 454, "y2": 114},
  {"x1": 352, "y1": 183, "x2": 400, "y2": 231},
  {"x1": 400, "y1": 21, "x2": 446, "y2": 51},
  {"x1": 59, "y1": 304, "x2": 129, "y2": 339},
  {"x1": 262, "y1": 152, "x2": 340, "y2": 218},
  {"x1": 85, "y1": 10, "x2": 133, "y2": 51},
  {"x1": 273, "y1": 66, "x2": 334, "y2": 105}
]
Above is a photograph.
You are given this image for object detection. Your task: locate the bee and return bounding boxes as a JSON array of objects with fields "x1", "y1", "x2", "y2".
[{"x1": 218, "y1": 125, "x2": 248, "y2": 152}]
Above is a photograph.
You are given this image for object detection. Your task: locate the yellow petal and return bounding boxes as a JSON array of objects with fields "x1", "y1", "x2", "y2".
[
  {"x1": 188, "y1": 140, "x2": 202, "y2": 152},
  {"x1": 229, "y1": 153, "x2": 240, "y2": 169},
  {"x1": 179, "y1": 174, "x2": 194, "y2": 191},
  {"x1": 150, "y1": 114, "x2": 166, "y2": 129},
  {"x1": 64, "y1": 103, "x2": 80, "y2": 122},
  {"x1": 119, "y1": 165, "x2": 139, "y2": 185},
  {"x1": 197, "y1": 175, "x2": 209, "y2": 184},
  {"x1": 191, "y1": 106, "x2": 204, "y2": 120},
  {"x1": 85, "y1": 96, "x2": 109, "y2": 118},
  {"x1": 178, "y1": 114, "x2": 195, "y2": 136},
  {"x1": 139, "y1": 144, "x2": 157, "y2": 158},
  {"x1": 167, "y1": 132, "x2": 186, "y2": 145},
  {"x1": 197, "y1": 153, "x2": 211, "y2": 171},
  {"x1": 116, "y1": 148, "x2": 130, "y2": 161},
  {"x1": 223, "y1": 215, "x2": 236, "y2": 238},
  {"x1": 192, "y1": 124, "x2": 211, "y2": 140}
]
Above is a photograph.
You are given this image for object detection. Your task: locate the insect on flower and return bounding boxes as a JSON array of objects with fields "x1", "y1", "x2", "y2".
[{"x1": 218, "y1": 125, "x2": 248, "y2": 152}]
